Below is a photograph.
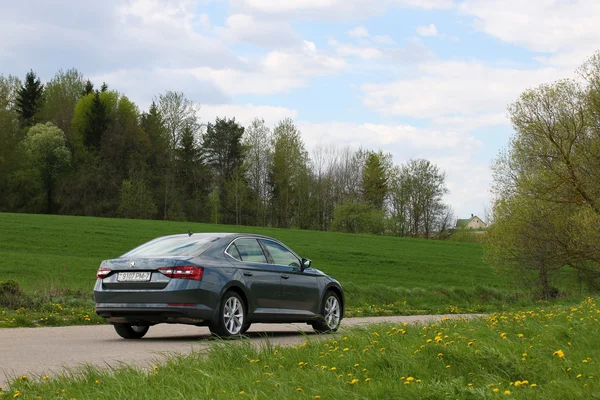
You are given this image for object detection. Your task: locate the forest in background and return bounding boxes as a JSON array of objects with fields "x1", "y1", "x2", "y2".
[{"x1": 0, "y1": 68, "x2": 454, "y2": 237}]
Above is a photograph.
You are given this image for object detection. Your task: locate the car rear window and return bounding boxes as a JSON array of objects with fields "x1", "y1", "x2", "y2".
[{"x1": 122, "y1": 236, "x2": 221, "y2": 257}]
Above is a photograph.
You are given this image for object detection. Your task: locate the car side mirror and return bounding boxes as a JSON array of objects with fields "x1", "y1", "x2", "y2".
[{"x1": 301, "y1": 258, "x2": 312, "y2": 272}]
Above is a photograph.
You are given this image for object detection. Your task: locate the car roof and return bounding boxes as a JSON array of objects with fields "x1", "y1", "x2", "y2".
[{"x1": 158, "y1": 232, "x2": 275, "y2": 240}]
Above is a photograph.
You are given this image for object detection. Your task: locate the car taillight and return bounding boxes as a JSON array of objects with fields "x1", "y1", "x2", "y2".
[
  {"x1": 158, "y1": 266, "x2": 204, "y2": 280},
  {"x1": 97, "y1": 267, "x2": 112, "y2": 279}
]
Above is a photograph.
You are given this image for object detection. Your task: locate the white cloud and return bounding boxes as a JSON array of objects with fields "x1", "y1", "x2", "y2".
[
  {"x1": 231, "y1": 0, "x2": 454, "y2": 19},
  {"x1": 331, "y1": 41, "x2": 383, "y2": 60},
  {"x1": 459, "y1": 0, "x2": 600, "y2": 69},
  {"x1": 199, "y1": 104, "x2": 298, "y2": 127},
  {"x1": 362, "y1": 61, "x2": 563, "y2": 120},
  {"x1": 347, "y1": 26, "x2": 369, "y2": 38},
  {"x1": 187, "y1": 41, "x2": 347, "y2": 95},
  {"x1": 0, "y1": 0, "x2": 243, "y2": 80},
  {"x1": 215, "y1": 13, "x2": 301, "y2": 48},
  {"x1": 431, "y1": 113, "x2": 509, "y2": 132},
  {"x1": 373, "y1": 34, "x2": 396, "y2": 45},
  {"x1": 416, "y1": 23, "x2": 438, "y2": 37},
  {"x1": 89, "y1": 68, "x2": 230, "y2": 110}
]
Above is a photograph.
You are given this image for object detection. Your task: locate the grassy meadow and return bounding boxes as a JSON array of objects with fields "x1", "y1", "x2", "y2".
[
  {"x1": 3, "y1": 298, "x2": 599, "y2": 399},
  {"x1": 0, "y1": 212, "x2": 581, "y2": 327}
]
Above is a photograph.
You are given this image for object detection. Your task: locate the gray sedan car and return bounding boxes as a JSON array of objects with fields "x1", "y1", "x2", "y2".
[{"x1": 94, "y1": 233, "x2": 344, "y2": 339}]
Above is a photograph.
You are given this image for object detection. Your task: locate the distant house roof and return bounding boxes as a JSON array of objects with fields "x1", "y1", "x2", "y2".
[
  {"x1": 456, "y1": 215, "x2": 486, "y2": 228},
  {"x1": 456, "y1": 219, "x2": 471, "y2": 227}
]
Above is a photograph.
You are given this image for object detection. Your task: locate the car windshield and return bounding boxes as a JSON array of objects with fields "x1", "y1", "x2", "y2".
[{"x1": 122, "y1": 235, "x2": 221, "y2": 257}]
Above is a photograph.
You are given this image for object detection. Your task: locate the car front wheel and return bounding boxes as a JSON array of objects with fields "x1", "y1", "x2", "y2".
[
  {"x1": 312, "y1": 291, "x2": 341, "y2": 333},
  {"x1": 113, "y1": 323, "x2": 149, "y2": 339},
  {"x1": 210, "y1": 291, "x2": 246, "y2": 337}
]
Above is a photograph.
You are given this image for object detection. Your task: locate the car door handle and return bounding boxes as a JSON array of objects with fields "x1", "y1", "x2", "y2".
[
  {"x1": 243, "y1": 272, "x2": 253, "y2": 277},
  {"x1": 281, "y1": 274, "x2": 289, "y2": 279}
]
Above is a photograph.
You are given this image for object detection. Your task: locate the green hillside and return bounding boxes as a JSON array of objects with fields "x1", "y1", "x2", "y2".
[
  {"x1": 0, "y1": 212, "x2": 495, "y2": 292},
  {"x1": 0, "y1": 212, "x2": 541, "y2": 327}
]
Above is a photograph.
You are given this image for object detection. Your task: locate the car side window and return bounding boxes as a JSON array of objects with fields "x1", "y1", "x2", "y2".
[
  {"x1": 232, "y1": 238, "x2": 267, "y2": 263},
  {"x1": 261, "y1": 240, "x2": 300, "y2": 267},
  {"x1": 226, "y1": 243, "x2": 242, "y2": 261}
]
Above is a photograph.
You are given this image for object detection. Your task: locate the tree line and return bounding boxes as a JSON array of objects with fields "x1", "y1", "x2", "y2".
[{"x1": 0, "y1": 68, "x2": 453, "y2": 237}]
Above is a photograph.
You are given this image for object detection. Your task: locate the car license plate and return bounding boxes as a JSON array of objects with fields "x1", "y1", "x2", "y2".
[{"x1": 117, "y1": 271, "x2": 151, "y2": 282}]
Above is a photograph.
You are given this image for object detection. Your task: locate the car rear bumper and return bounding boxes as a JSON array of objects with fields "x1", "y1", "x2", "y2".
[{"x1": 95, "y1": 303, "x2": 216, "y2": 325}]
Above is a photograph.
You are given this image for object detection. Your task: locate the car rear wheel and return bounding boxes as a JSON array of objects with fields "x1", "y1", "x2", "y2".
[
  {"x1": 241, "y1": 322, "x2": 251, "y2": 334},
  {"x1": 113, "y1": 323, "x2": 150, "y2": 339},
  {"x1": 209, "y1": 291, "x2": 245, "y2": 337},
  {"x1": 312, "y1": 291, "x2": 341, "y2": 334}
]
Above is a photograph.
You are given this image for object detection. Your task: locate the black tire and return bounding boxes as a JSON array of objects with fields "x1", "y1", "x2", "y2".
[
  {"x1": 113, "y1": 323, "x2": 149, "y2": 339},
  {"x1": 209, "y1": 291, "x2": 246, "y2": 337},
  {"x1": 241, "y1": 322, "x2": 251, "y2": 334},
  {"x1": 312, "y1": 291, "x2": 342, "y2": 334}
]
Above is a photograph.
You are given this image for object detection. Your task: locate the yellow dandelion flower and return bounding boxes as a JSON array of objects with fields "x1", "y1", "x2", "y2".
[
  {"x1": 354, "y1": 363, "x2": 360, "y2": 367},
  {"x1": 365, "y1": 378, "x2": 372, "y2": 382},
  {"x1": 296, "y1": 387, "x2": 302, "y2": 392},
  {"x1": 577, "y1": 374, "x2": 582, "y2": 379},
  {"x1": 314, "y1": 396, "x2": 321, "y2": 399},
  {"x1": 517, "y1": 334, "x2": 524, "y2": 338},
  {"x1": 467, "y1": 383, "x2": 473, "y2": 387},
  {"x1": 404, "y1": 381, "x2": 411, "y2": 385},
  {"x1": 530, "y1": 384, "x2": 537, "y2": 387},
  {"x1": 504, "y1": 390, "x2": 511, "y2": 395},
  {"x1": 416, "y1": 379, "x2": 421, "y2": 383},
  {"x1": 406, "y1": 377, "x2": 415, "y2": 382},
  {"x1": 95, "y1": 380, "x2": 100, "y2": 385},
  {"x1": 13, "y1": 391, "x2": 21, "y2": 398},
  {"x1": 239, "y1": 391, "x2": 245, "y2": 395},
  {"x1": 553, "y1": 350, "x2": 565, "y2": 358},
  {"x1": 493, "y1": 388, "x2": 499, "y2": 393},
  {"x1": 362, "y1": 368, "x2": 367, "y2": 372},
  {"x1": 330, "y1": 367, "x2": 337, "y2": 371},
  {"x1": 349, "y1": 379, "x2": 359, "y2": 385},
  {"x1": 19, "y1": 376, "x2": 27, "y2": 382},
  {"x1": 42, "y1": 375, "x2": 50, "y2": 380},
  {"x1": 446, "y1": 365, "x2": 451, "y2": 369}
]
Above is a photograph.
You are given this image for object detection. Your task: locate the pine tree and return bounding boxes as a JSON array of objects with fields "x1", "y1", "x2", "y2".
[
  {"x1": 82, "y1": 80, "x2": 94, "y2": 96},
  {"x1": 83, "y1": 91, "x2": 109, "y2": 150},
  {"x1": 15, "y1": 70, "x2": 44, "y2": 127},
  {"x1": 362, "y1": 152, "x2": 389, "y2": 210}
]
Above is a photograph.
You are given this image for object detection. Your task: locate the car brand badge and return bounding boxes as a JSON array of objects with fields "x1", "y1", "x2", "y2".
[{"x1": 130, "y1": 261, "x2": 136, "y2": 267}]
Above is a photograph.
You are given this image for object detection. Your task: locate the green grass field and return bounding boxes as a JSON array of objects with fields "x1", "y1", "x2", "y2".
[
  {"x1": 3, "y1": 298, "x2": 599, "y2": 399},
  {"x1": 0, "y1": 212, "x2": 496, "y2": 291},
  {"x1": 0, "y1": 212, "x2": 573, "y2": 327}
]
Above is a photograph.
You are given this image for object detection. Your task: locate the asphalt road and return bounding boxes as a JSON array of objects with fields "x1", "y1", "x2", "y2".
[{"x1": 0, "y1": 314, "x2": 482, "y2": 388}]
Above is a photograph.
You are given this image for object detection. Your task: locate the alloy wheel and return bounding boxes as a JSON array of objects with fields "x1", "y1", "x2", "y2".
[
  {"x1": 223, "y1": 296, "x2": 244, "y2": 335},
  {"x1": 324, "y1": 295, "x2": 340, "y2": 329}
]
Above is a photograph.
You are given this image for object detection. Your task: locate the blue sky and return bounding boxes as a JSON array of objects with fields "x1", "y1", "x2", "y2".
[{"x1": 1, "y1": 0, "x2": 597, "y2": 220}]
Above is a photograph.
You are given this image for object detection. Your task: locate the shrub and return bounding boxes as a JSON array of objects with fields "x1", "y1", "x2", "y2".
[{"x1": 0, "y1": 280, "x2": 31, "y2": 309}]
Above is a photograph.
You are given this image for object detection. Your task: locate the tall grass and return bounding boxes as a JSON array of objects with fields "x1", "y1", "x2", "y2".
[{"x1": 3, "y1": 298, "x2": 599, "y2": 399}]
